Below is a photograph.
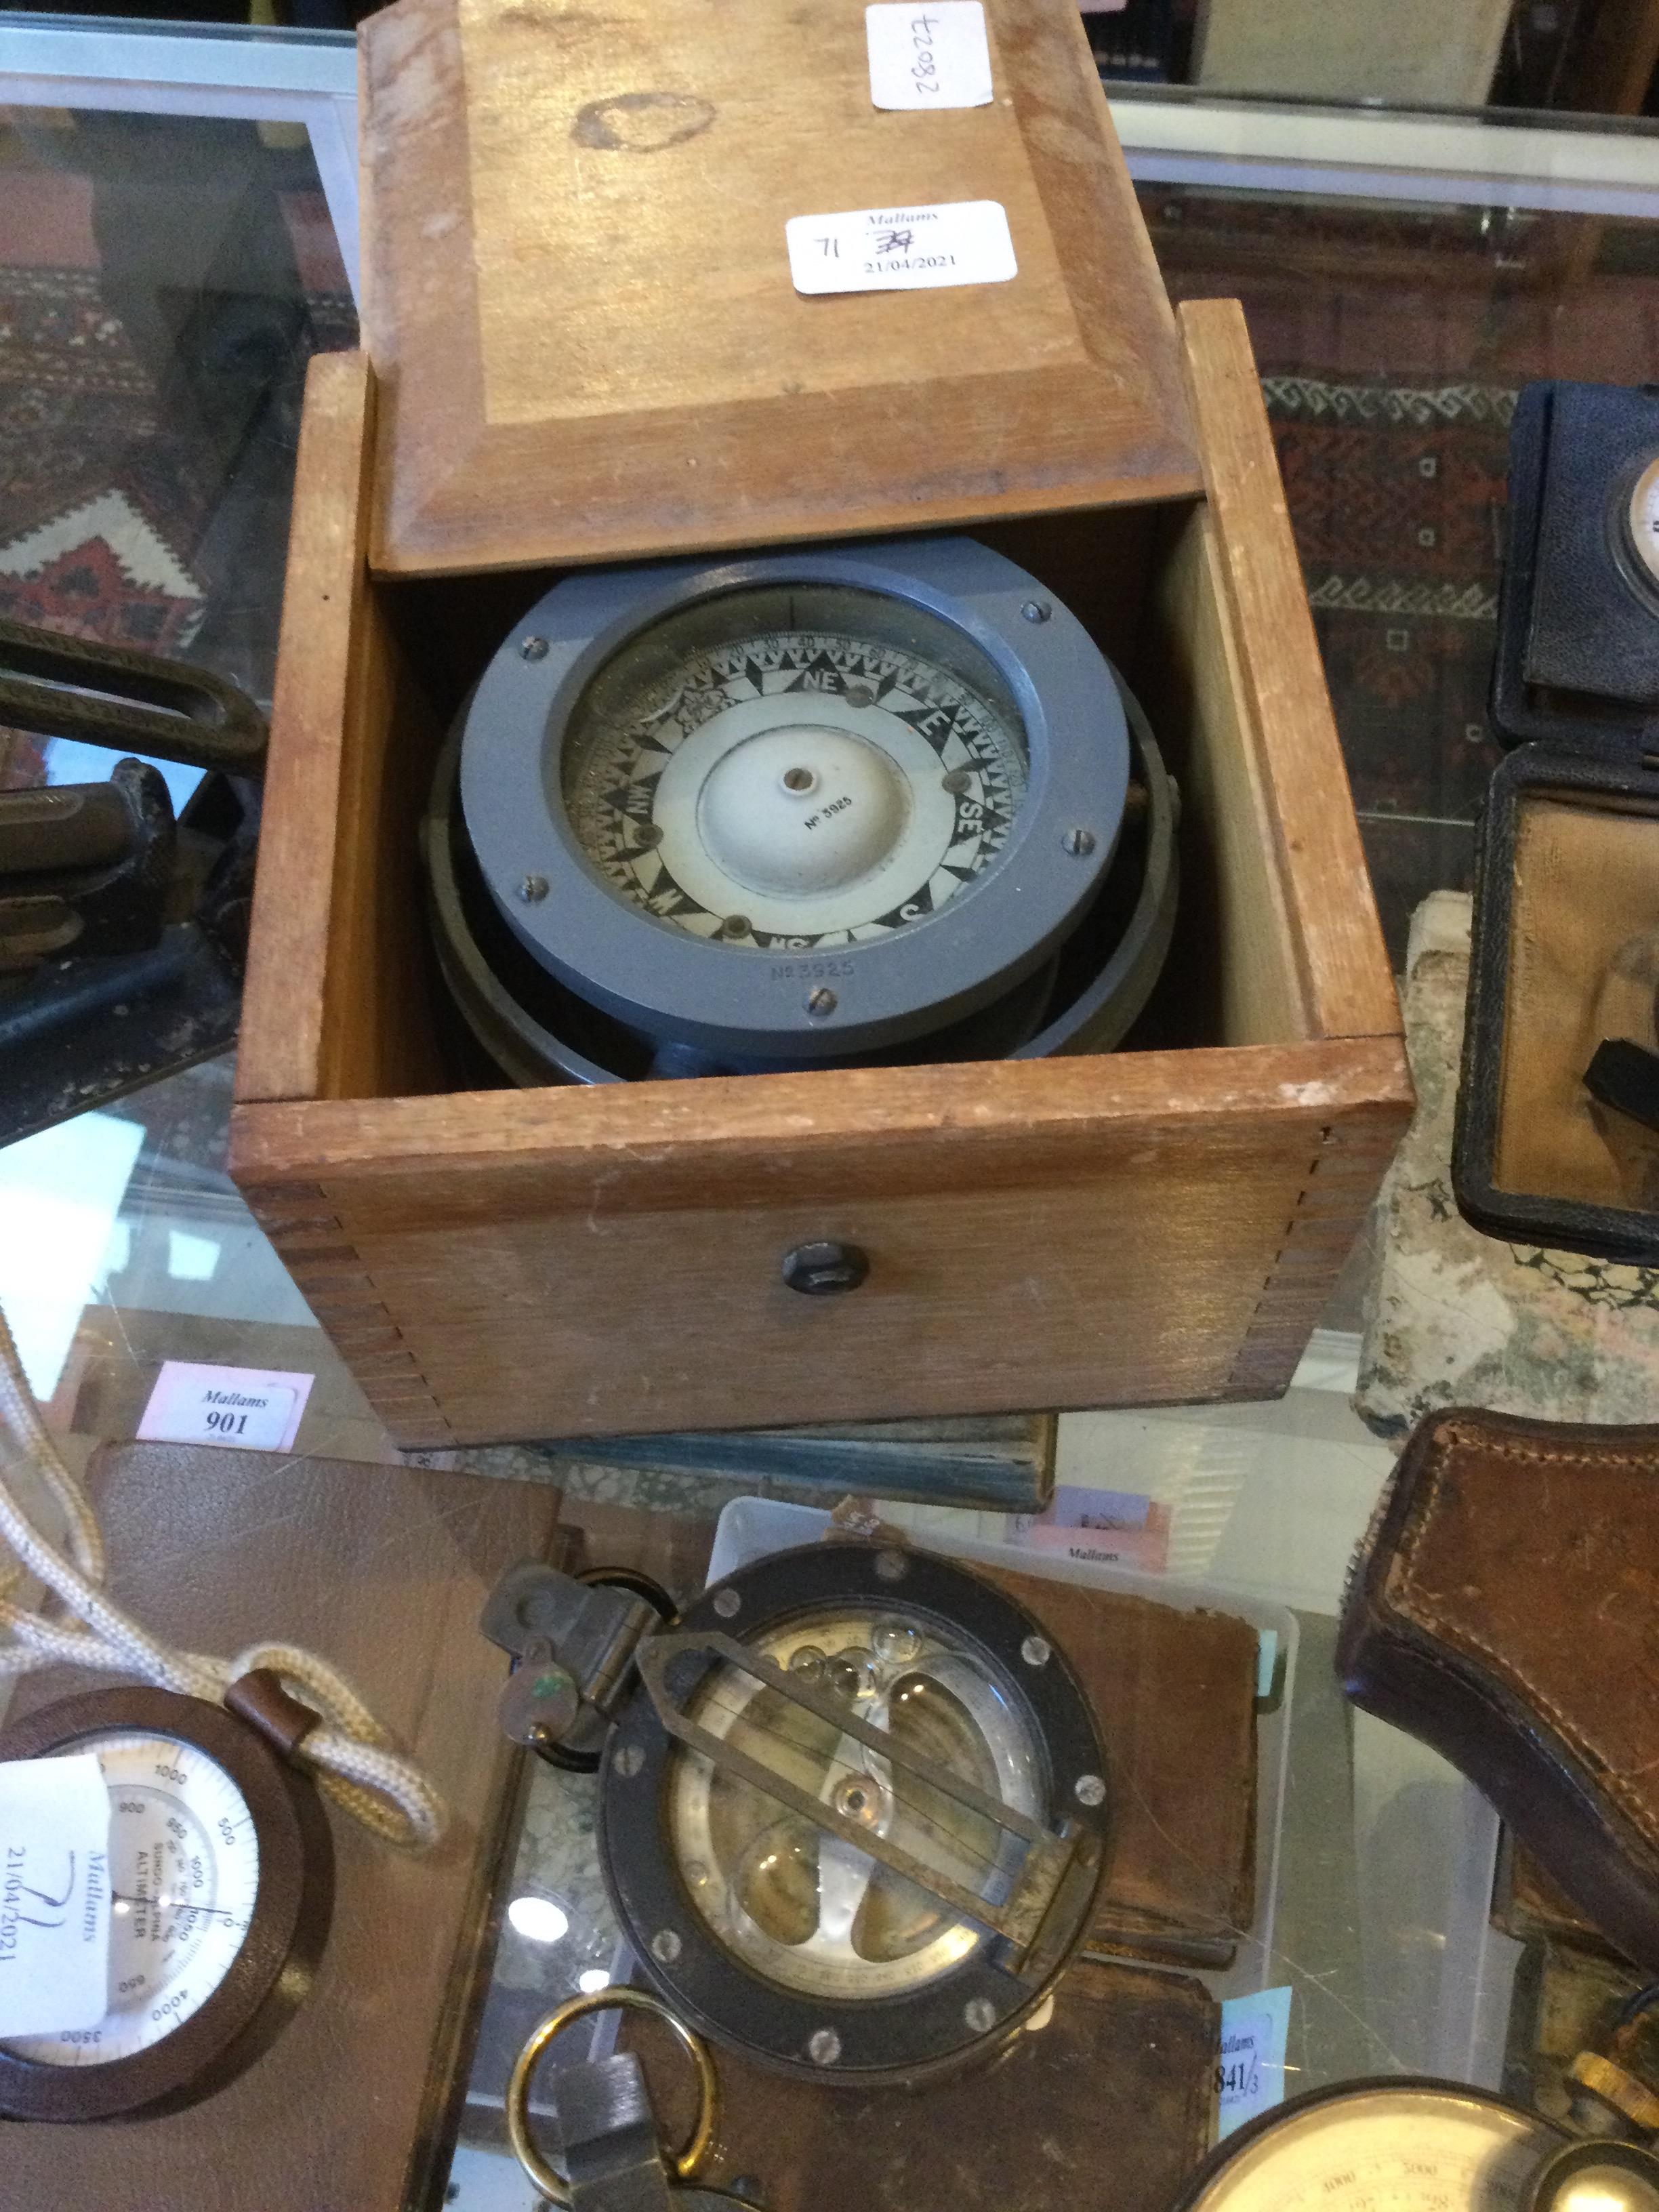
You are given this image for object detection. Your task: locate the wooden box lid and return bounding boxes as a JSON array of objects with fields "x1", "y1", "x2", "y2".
[{"x1": 359, "y1": 0, "x2": 1203, "y2": 577}]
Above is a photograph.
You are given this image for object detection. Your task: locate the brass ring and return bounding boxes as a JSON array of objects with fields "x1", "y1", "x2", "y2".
[{"x1": 506, "y1": 1985, "x2": 720, "y2": 2208}]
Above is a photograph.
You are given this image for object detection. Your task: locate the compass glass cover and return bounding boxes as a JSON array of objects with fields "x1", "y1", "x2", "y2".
[
  {"x1": 666, "y1": 1602, "x2": 1042, "y2": 2000},
  {"x1": 1185, "y1": 2086, "x2": 1555, "y2": 2212},
  {"x1": 558, "y1": 584, "x2": 1029, "y2": 953},
  {"x1": 1629, "y1": 457, "x2": 1659, "y2": 590},
  {"x1": 0, "y1": 1732, "x2": 258, "y2": 2068}
]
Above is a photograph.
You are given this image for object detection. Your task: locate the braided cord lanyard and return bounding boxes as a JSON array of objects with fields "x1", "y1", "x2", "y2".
[{"x1": 0, "y1": 1300, "x2": 447, "y2": 1850}]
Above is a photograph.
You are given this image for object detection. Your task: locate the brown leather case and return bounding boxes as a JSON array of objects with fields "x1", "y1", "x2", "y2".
[
  {"x1": 976, "y1": 1562, "x2": 1258, "y2": 1967},
  {"x1": 0, "y1": 1440, "x2": 561, "y2": 2212},
  {"x1": 620, "y1": 1957, "x2": 1218, "y2": 2212},
  {"x1": 1492, "y1": 1834, "x2": 1632, "y2": 1966},
  {"x1": 1338, "y1": 1406, "x2": 1659, "y2": 1977}
]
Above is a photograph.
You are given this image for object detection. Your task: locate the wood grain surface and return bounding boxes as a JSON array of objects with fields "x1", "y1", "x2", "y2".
[
  {"x1": 357, "y1": 0, "x2": 1202, "y2": 573},
  {"x1": 236, "y1": 346, "x2": 444, "y2": 1113},
  {"x1": 232, "y1": 209, "x2": 1408, "y2": 1441},
  {"x1": 0, "y1": 1442, "x2": 560, "y2": 2211},
  {"x1": 232, "y1": 1038, "x2": 1410, "y2": 1442},
  {"x1": 1224, "y1": 1104, "x2": 1407, "y2": 1397},
  {"x1": 1145, "y1": 496, "x2": 1311, "y2": 1050},
  {"x1": 1179, "y1": 298, "x2": 1398, "y2": 1043},
  {"x1": 238, "y1": 350, "x2": 375, "y2": 1106}
]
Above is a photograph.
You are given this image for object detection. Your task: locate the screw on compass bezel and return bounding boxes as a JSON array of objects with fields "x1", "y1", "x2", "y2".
[
  {"x1": 592, "y1": 1540, "x2": 1109, "y2": 2087},
  {"x1": 457, "y1": 537, "x2": 1130, "y2": 1062}
]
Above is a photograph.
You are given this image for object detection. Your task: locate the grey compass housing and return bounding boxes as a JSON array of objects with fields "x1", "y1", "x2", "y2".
[{"x1": 457, "y1": 537, "x2": 1133, "y2": 1064}]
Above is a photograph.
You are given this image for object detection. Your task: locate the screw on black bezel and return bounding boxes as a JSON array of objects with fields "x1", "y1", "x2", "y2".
[{"x1": 594, "y1": 1540, "x2": 1108, "y2": 2086}]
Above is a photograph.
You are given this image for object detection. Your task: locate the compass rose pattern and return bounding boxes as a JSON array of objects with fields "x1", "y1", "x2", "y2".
[{"x1": 565, "y1": 626, "x2": 1027, "y2": 950}]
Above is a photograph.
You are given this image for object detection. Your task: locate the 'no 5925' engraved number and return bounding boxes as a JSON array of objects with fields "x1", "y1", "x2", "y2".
[{"x1": 771, "y1": 959, "x2": 854, "y2": 982}]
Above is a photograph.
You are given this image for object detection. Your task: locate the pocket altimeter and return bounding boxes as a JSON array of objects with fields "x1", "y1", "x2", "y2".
[
  {"x1": 428, "y1": 537, "x2": 1177, "y2": 1082},
  {"x1": 0, "y1": 1685, "x2": 331, "y2": 2123},
  {"x1": 1174, "y1": 2078, "x2": 1659, "y2": 2212}
]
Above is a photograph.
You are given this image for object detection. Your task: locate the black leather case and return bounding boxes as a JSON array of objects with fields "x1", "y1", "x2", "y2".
[{"x1": 1453, "y1": 378, "x2": 1659, "y2": 1263}]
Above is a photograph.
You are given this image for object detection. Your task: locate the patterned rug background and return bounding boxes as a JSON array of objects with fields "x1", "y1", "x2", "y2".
[
  {"x1": 0, "y1": 266, "x2": 214, "y2": 659},
  {"x1": 1267, "y1": 373, "x2": 1513, "y2": 819},
  {"x1": 0, "y1": 153, "x2": 355, "y2": 792},
  {"x1": 1145, "y1": 184, "x2": 1659, "y2": 962}
]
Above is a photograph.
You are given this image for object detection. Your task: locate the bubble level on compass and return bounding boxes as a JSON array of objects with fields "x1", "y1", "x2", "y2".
[{"x1": 558, "y1": 583, "x2": 1029, "y2": 952}]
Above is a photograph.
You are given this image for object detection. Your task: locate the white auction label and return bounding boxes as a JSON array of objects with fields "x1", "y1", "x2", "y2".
[
  {"x1": 0, "y1": 1754, "x2": 111, "y2": 2039},
  {"x1": 786, "y1": 200, "x2": 1015, "y2": 295},
  {"x1": 866, "y1": 3, "x2": 993, "y2": 108},
  {"x1": 137, "y1": 1359, "x2": 314, "y2": 1452}
]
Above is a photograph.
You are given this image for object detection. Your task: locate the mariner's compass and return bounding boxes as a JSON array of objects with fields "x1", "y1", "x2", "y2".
[
  {"x1": 428, "y1": 537, "x2": 1177, "y2": 1082},
  {"x1": 562, "y1": 584, "x2": 1028, "y2": 948}
]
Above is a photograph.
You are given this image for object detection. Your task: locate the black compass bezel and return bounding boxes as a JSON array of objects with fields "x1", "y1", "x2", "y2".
[{"x1": 596, "y1": 1539, "x2": 1108, "y2": 2087}]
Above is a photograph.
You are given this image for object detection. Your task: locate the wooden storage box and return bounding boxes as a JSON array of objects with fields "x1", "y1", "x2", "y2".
[{"x1": 227, "y1": 0, "x2": 1410, "y2": 1449}]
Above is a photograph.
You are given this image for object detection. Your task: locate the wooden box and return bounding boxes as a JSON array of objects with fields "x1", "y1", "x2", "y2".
[{"x1": 226, "y1": 0, "x2": 1410, "y2": 1450}]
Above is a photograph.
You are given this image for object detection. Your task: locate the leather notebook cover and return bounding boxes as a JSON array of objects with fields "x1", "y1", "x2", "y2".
[
  {"x1": 977, "y1": 1561, "x2": 1258, "y2": 1967},
  {"x1": 1, "y1": 1441, "x2": 560, "y2": 2212},
  {"x1": 1338, "y1": 1406, "x2": 1659, "y2": 1976},
  {"x1": 620, "y1": 1957, "x2": 1218, "y2": 2212}
]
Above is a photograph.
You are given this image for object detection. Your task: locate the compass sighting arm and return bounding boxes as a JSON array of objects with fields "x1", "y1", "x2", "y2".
[{"x1": 634, "y1": 1627, "x2": 1088, "y2": 1972}]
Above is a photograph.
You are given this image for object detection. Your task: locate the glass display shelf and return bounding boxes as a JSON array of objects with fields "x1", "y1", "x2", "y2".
[
  {"x1": 0, "y1": 1053, "x2": 1527, "y2": 2211},
  {"x1": 0, "y1": 72, "x2": 1655, "y2": 2211}
]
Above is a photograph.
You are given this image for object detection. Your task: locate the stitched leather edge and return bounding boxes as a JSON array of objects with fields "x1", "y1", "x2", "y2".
[{"x1": 1385, "y1": 1417, "x2": 1659, "y2": 1851}]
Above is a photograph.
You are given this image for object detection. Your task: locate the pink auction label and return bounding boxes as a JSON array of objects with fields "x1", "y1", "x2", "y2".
[
  {"x1": 1014, "y1": 1486, "x2": 1172, "y2": 1573},
  {"x1": 137, "y1": 1361, "x2": 314, "y2": 1454}
]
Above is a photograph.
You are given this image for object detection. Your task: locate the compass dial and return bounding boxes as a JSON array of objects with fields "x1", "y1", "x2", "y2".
[
  {"x1": 455, "y1": 538, "x2": 1147, "y2": 1072},
  {"x1": 1629, "y1": 456, "x2": 1659, "y2": 592},
  {"x1": 1, "y1": 1732, "x2": 258, "y2": 2070},
  {"x1": 559, "y1": 585, "x2": 1029, "y2": 951},
  {"x1": 666, "y1": 1601, "x2": 1042, "y2": 2003},
  {"x1": 1179, "y1": 2085, "x2": 1586, "y2": 2212}
]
